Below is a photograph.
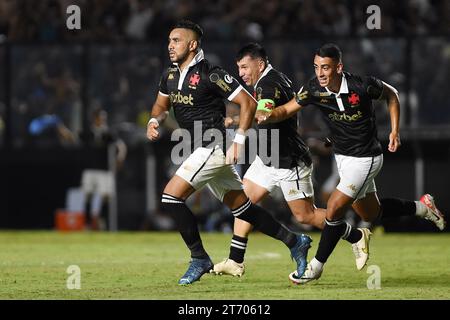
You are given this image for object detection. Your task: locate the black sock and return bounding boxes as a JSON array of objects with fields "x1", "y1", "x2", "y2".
[
  {"x1": 315, "y1": 219, "x2": 347, "y2": 263},
  {"x1": 341, "y1": 222, "x2": 363, "y2": 244},
  {"x1": 229, "y1": 234, "x2": 248, "y2": 263},
  {"x1": 161, "y1": 193, "x2": 208, "y2": 259},
  {"x1": 231, "y1": 199, "x2": 297, "y2": 248},
  {"x1": 380, "y1": 198, "x2": 416, "y2": 220}
]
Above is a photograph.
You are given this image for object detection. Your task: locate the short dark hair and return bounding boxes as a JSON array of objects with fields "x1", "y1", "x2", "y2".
[
  {"x1": 236, "y1": 42, "x2": 268, "y2": 65},
  {"x1": 316, "y1": 43, "x2": 342, "y2": 63},
  {"x1": 172, "y1": 20, "x2": 203, "y2": 46}
]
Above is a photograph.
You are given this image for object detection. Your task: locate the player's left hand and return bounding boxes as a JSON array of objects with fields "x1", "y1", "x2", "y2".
[
  {"x1": 226, "y1": 142, "x2": 244, "y2": 164},
  {"x1": 388, "y1": 131, "x2": 401, "y2": 152}
]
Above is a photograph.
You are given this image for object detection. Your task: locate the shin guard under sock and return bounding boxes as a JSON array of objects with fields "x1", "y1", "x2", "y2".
[{"x1": 161, "y1": 193, "x2": 208, "y2": 259}]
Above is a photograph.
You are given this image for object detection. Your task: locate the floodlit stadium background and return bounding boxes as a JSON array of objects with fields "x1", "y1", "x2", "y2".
[{"x1": 0, "y1": 0, "x2": 448, "y2": 233}]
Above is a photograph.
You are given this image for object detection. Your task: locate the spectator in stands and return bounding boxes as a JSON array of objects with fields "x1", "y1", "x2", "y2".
[{"x1": 80, "y1": 108, "x2": 127, "y2": 230}]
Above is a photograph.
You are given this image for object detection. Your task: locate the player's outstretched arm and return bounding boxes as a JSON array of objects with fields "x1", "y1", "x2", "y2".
[
  {"x1": 380, "y1": 82, "x2": 401, "y2": 152},
  {"x1": 147, "y1": 93, "x2": 170, "y2": 141},
  {"x1": 255, "y1": 97, "x2": 302, "y2": 124}
]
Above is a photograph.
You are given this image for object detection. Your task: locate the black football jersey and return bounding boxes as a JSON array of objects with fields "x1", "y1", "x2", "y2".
[
  {"x1": 159, "y1": 50, "x2": 242, "y2": 151},
  {"x1": 255, "y1": 66, "x2": 311, "y2": 168},
  {"x1": 295, "y1": 72, "x2": 384, "y2": 157}
]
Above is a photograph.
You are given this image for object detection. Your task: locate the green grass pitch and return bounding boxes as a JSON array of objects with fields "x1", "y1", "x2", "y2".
[{"x1": 0, "y1": 230, "x2": 448, "y2": 300}]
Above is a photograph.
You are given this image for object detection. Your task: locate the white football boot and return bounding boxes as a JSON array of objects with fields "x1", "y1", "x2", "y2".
[
  {"x1": 289, "y1": 263, "x2": 322, "y2": 284},
  {"x1": 420, "y1": 194, "x2": 446, "y2": 231},
  {"x1": 211, "y1": 259, "x2": 245, "y2": 277},
  {"x1": 352, "y1": 228, "x2": 372, "y2": 270}
]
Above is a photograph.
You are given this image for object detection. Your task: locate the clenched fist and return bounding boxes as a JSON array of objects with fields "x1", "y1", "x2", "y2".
[{"x1": 147, "y1": 120, "x2": 160, "y2": 141}]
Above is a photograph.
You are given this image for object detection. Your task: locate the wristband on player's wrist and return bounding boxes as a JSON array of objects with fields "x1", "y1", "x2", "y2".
[
  {"x1": 148, "y1": 118, "x2": 159, "y2": 126},
  {"x1": 233, "y1": 133, "x2": 246, "y2": 144}
]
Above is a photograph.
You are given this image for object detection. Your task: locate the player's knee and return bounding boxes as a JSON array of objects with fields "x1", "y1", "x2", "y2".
[
  {"x1": 246, "y1": 192, "x2": 259, "y2": 204},
  {"x1": 223, "y1": 189, "x2": 248, "y2": 208},
  {"x1": 292, "y1": 214, "x2": 310, "y2": 225},
  {"x1": 291, "y1": 208, "x2": 314, "y2": 225}
]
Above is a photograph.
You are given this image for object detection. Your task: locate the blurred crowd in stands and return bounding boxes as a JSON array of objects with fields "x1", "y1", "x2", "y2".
[
  {"x1": 0, "y1": 0, "x2": 448, "y2": 43},
  {"x1": 4, "y1": 40, "x2": 448, "y2": 151}
]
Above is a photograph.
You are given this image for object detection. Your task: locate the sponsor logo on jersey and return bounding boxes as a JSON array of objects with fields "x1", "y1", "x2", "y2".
[
  {"x1": 170, "y1": 92, "x2": 194, "y2": 106},
  {"x1": 168, "y1": 73, "x2": 174, "y2": 80},
  {"x1": 288, "y1": 189, "x2": 299, "y2": 196},
  {"x1": 328, "y1": 110, "x2": 363, "y2": 122},
  {"x1": 347, "y1": 184, "x2": 357, "y2": 192}
]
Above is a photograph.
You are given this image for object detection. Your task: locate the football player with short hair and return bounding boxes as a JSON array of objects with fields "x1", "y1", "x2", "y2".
[{"x1": 256, "y1": 43, "x2": 446, "y2": 284}]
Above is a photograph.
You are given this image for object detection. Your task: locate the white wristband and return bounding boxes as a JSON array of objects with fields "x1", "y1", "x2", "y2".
[
  {"x1": 233, "y1": 133, "x2": 246, "y2": 144},
  {"x1": 148, "y1": 118, "x2": 159, "y2": 126}
]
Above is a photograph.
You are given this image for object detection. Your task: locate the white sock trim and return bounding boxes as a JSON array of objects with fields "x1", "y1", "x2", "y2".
[
  {"x1": 231, "y1": 243, "x2": 247, "y2": 250},
  {"x1": 231, "y1": 199, "x2": 252, "y2": 217},
  {"x1": 341, "y1": 223, "x2": 352, "y2": 240}
]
